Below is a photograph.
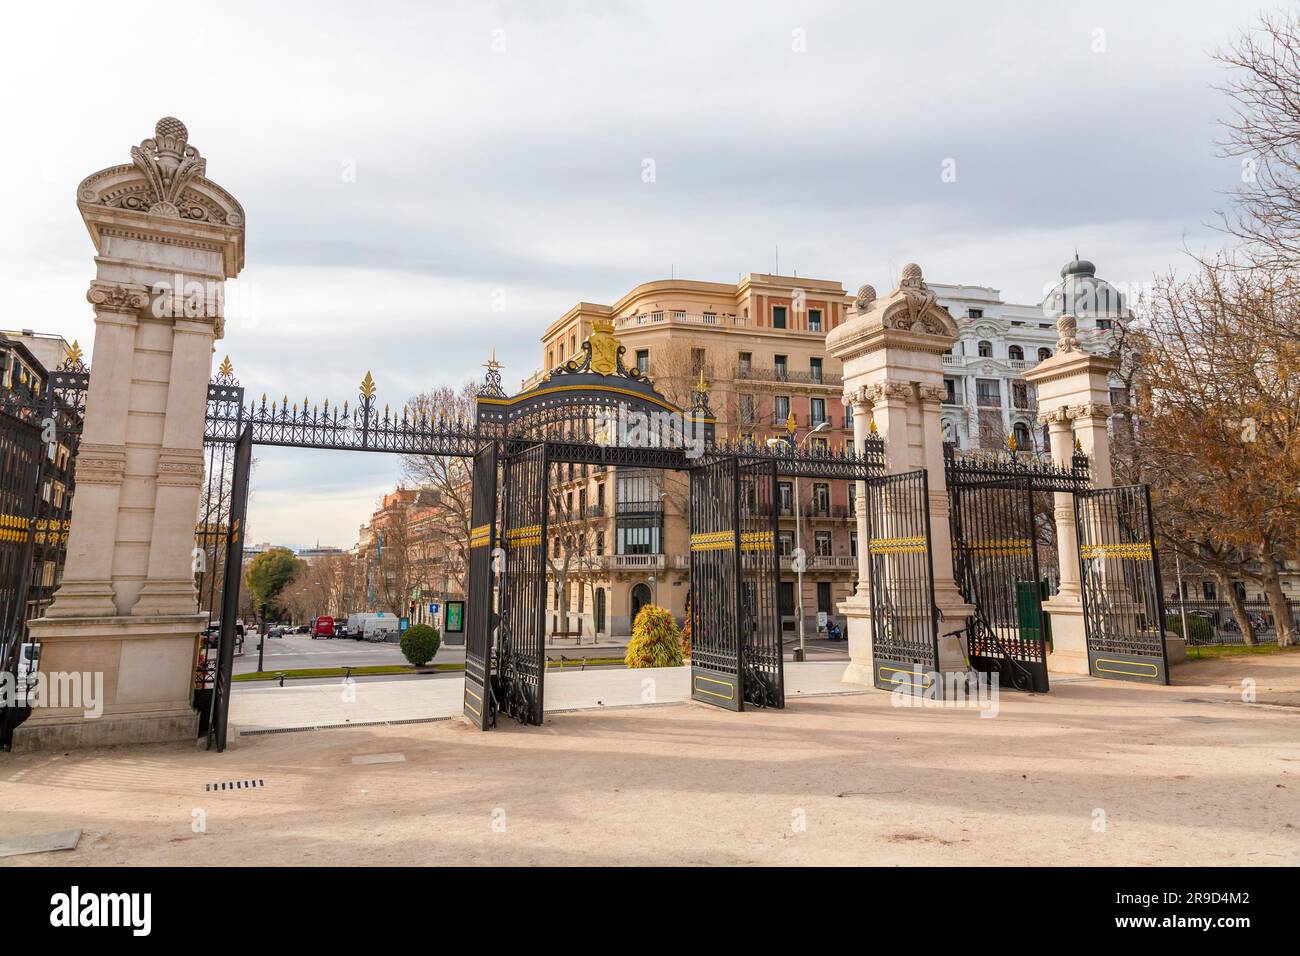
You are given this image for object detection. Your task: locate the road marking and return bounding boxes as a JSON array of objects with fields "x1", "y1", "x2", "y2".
[{"x1": 350, "y1": 753, "x2": 406, "y2": 765}]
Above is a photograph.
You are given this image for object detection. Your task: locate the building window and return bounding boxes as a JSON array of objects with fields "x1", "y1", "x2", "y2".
[
  {"x1": 943, "y1": 378, "x2": 957, "y2": 404},
  {"x1": 815, "y1": 532, "x2": 832, "y2": 557},
  {"x1": 778, "y1": 482, "x2": 793, "y2": 515},
  {"x1": 968, "y1": 308, "x2": 984, "y2": 319},
  {"x1": 774, "y1": 355, "x2": 788, "y2": 379},
  {"x1": 812, "y1": 483, "x2": 830, "y2": 515},
  {"x1": 810, "y1": 397, "x2": 826, "y2": 425},
  {"x1": 691, "y1": 348, "x2": 706, "y2": 375},
  {"x1": 850, "y1": 531, "x2": 858, "y2": 557},
  {"x1": 738, "y1": 351, "x2": 752, "y2": 377},
  {"x1": 636, "y1": 349, "x2": 649, "y2": 373},
  {"x1": 774, "y1": 395, "x2": 790, "y2": 424},
  {"x1": 738, "y1": 393, "x2": 756, "y2": 423},
  {"x1": 1202, "y1": 580, "x2": 1217, "y2": 600},
  {"x1": 1097, "y1": 318, "x2": 1113, "y2": 330},
  {"x1": 1008, "y1": 345, "x2": 1024, "y2": 361},
  {"x1": 808, "y1": 308, "x2": 823, "y2": 332},
  {"x1": 1037, "y1": 347, "x2": 1052, "y2": 361},
  {"x1": 976, "y1": 379, "x2": 1001, "y2": 407},
  {"x1": 1012, "y1": 382, "x2": 1029, "y2": 409},
  {"x1": 809, "y1": 357, "x2": 823, "y2": 382},
  {"x1": 773, "y1": 306, "x2": 787, "y2": 329},
  {"x1": 778, "y1": 531, "x2": 794, "y2": 556},
  {"x1": 977, "y1": 340, "x2": 993, "y2": 358},
  {"x1": 1013, "y1": 422, "x2": 1031, "y2": 450},
  {"x1": 596, "y1": 531, "x2": 605, "y2": 556}
]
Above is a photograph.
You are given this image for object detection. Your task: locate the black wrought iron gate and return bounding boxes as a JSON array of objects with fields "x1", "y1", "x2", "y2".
[
  {"x1": 865, "y1": 470, "x2": 940, "y2": 695},
  {"x1": 739, "y1": 459, "x2": 783, "y2": 708},
  {"x1": 1076, "y1": 485, "x2": 1170, "y2": 684},
  {"x1": 209, "y1": 425, "x2": 251, "y2": 752},
  {"x1": 948, "y1": 480, "x2": 1049, "y2": 692},
  {"x1": 689, "y1": 456, "x2": 783, "y2": 710},
  {"x1": 495, "y1": 442, "x2": 548, "y2": 724},
  {"x1": 463, "y1": 442, "x2": 499, "y2": 729}
]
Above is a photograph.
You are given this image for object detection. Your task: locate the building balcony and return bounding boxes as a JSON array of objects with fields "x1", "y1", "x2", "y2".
[
  {"x1": 779, "y1": 554, "x2": 857, "y2": 571},
  {"x1": 739, "y1": 366, "x2": 843, "y2": 387},
  {"x1": 605, "y1": 553, "x2": 667, "y2": 571},
  {"x1": 614, "y1": 311, "x2": 748, "y2": 330}
]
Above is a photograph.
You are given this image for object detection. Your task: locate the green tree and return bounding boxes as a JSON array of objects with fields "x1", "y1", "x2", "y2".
[
  {"x1": 400, "y1": 623, "x2": 441, "y2": 667},
  {"x1": 244, "y1": 547, "x2": 306, "y2": 620}
]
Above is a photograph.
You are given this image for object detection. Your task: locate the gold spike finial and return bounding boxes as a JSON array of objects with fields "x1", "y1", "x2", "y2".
[
  {"x1": 869, "y1": 418, "x2": 878, "y2": 434},
  {"x1": 218, "y1": 355, "x2": 234, "y2": 378},
  {"x1": 360, "y1": 371, "x2": 376, "y2": 400},
  {"x1": 66, "y1": 340, "x2": 84, "y2": 365},
  {"x1": 1008, "y1": 433, "x2": 1018, "y2": 452},
  {"x1": 785, "y1": 410, "x2": 796, "y2": 434},
  {"x1": 1074, "y1": 436, "x2": 1082, "y2": 452}
]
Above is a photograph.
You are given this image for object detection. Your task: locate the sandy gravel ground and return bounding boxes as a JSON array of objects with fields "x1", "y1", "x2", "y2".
[{"x1": 2, "y1": 653, "x2": 1298, "y2": 867}]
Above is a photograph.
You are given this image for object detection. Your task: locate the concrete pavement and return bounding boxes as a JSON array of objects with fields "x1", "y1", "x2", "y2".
[{"x1": 228, "y1": 661, "x2": 864, "y2": 735}]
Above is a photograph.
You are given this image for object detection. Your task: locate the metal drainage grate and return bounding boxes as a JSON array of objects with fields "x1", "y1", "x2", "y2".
[
  {"x1": 204, "y1": 778, "x2": 265, "y2": 792},
  {"x1": 239, "y1": 716, "x2": 452, "y2": 737}
]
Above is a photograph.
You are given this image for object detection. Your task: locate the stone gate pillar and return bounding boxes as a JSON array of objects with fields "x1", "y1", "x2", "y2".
[
  {"x1": 18, "y1": 118, "x2": 244, "y2": 751},
  {"x1": 1023, "y1": 315, "x2": 1115, "y2": 676},
  {"x1": 827, "y1": 264, "x2": 974, "y2": 685}
]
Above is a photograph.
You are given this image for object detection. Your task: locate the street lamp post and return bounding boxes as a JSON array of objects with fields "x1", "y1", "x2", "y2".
[{"x1": 768, "y1": 418, "x2": 830, "y2": 663}]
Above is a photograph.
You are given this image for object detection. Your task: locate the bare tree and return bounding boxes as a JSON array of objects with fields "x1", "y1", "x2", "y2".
[
  {"x1": 400, "y1": 383, "x2": 478, "y2": 596},
  {"x1": 1130, "y1": 257, "x2": 1300, "y2": 645},
  {"x1": 1218, "y1": 13, "x2": 1300, "y2": 267}
]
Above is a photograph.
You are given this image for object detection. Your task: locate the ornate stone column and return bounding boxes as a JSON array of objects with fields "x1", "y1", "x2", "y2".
[
  {"x1": 1023, "y1": 316, "x2": 1115, "y2": 677},
  {"x1": 827, "y1": 265, "x2": 974, "y2": 686},
  {"x1": 17, "y1": 119, "x2": 245, "y2": 751}
]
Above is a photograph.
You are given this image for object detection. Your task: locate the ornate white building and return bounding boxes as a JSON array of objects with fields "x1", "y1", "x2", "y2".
[{"x1": 931, "y1": 256, "x2": 1127, "y2": 452}]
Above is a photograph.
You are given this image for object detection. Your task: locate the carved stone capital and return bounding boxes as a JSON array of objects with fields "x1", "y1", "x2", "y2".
[
  {"x1": 917, "y1": 384, "x2": 947, "y2": 404},
  {"x1": 87, "y1": 282, "x2": 149, "y2": 315},
  {"x1": 1037, "y1": 407, "x2": 1074, "y2": 426},
  {"x1": 1066, "y1": 402, "x2": 1113, "y2": 421}
]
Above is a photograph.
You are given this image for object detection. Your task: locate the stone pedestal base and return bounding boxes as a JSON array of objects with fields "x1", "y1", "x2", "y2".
[
  {"x1": 15, "y1": 612, "x2": 204, "y2": 752},
  {"x1": 1165, "y1": 635, "x2": 1187, "y2": 666},
  {"x1": 1044, "y1": 596, "x2": 1090, "y2": 676},
  {"x1": 838, "y1": 595, "x2": 874, "y2": 686}
]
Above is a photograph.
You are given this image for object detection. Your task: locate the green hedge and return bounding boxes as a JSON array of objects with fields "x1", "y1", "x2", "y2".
[
  {"x1": 1165, "y1": 613, "x2": 1213, "y2": 644},
  {"x1": 625, "y1": 605, "x2": 684, "y2": 668}
]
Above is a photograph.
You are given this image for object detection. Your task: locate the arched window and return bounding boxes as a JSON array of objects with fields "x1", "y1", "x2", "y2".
[
  {"x1": 978, "y1": 340, "x2": 993, "y2": 358},
  {"x1": 1013, "y1": 422, "x2": 1031, "y2": 451},
  {"x1": 1037, "y1": 347, "x2": 1052, "y2": 361},
  {"x1": 1008, "y1": 345, "x2": 1024, "y2": 361}
]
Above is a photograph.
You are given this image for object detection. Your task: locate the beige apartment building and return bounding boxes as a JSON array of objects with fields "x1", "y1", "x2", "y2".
[{"x1": 526, "y1": 273, "x2": 861, "y2": 638}]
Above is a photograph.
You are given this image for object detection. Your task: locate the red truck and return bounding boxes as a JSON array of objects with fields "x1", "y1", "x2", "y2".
[{"x1": 312, "y1": 615, "x2": 335, "y2": 640}]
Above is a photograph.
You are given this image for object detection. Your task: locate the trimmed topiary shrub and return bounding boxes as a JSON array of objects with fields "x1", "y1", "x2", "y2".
[
  {"x1": 1165, "y1": 613, "x2": 1213, "y2": 645},
  {"x1": 625, "y1": 604, "x2": 685, "y2": 668},
  {"x1": 401, "y1": 623, "x2": 441, "y2": 666}
]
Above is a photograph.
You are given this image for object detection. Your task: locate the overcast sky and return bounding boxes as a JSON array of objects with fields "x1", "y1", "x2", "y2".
[{"x1": 0, "y1": 1, "x2": 1278, "y2": 549}]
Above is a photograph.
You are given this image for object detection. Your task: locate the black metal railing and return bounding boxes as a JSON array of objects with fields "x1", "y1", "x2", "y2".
[{"x1": 1166, "y1": 599, "x2": 1300, "y2": 646}]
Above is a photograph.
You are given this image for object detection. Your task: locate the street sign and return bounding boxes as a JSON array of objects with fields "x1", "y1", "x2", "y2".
[
  {"x1": 429, "y1": 602, "x2": 440, "y2": 617},
  {"x1": 399, "y1": 617, "x2": 410, "y2": 632},
  {"x1": 791, "y1": 547, "x2": 807, "y2": 573},
  {"x1": 817, "y1": 611, "x2": 828, "y2": 629}
]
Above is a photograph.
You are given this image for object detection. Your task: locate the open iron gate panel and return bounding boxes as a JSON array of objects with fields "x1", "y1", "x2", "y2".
[
  {"x1": 463, "y1": 442, "x2": 498, "y2": 729},
  {"x1": 866, "y1": 469, "x2": 940, "y2": 695},
  {"x1": 495, "y1": 443, "x2": 548, "y2": 724},
  {"x1": 689, "y1": 457, "x2": 742, "y2": 710},
  {"x1": 1076, "y1": 484, "x2": 1170, "y2": 684}
]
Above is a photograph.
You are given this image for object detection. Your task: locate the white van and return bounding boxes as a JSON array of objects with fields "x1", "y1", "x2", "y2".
[{"x1": 346, "y1": 612, "x2": 400, "y2": 643}]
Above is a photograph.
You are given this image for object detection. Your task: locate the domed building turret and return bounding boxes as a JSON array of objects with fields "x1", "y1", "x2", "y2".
[{"x1": 1039, "y1": 254, "x2": 1128, "y2": 324}]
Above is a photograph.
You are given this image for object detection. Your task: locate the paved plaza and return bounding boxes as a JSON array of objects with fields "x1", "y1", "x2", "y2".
[{"x1": 1, "y1": 653, "x2": 1296, "y2": 867}]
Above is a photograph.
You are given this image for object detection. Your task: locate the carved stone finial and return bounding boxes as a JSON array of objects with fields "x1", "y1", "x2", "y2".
[
  {"x1": 900, "y1": 262, "x2": 924, "y2": 286},
  {"x1": 1056, "y1": 313, "x2": 1080, "y2": 353},
  {"x1": 854, "y1": 284, "x2": 877, "y2": 312},
  {"x1": 129, "y1": 117, "x2": 206, "y2": 218}
]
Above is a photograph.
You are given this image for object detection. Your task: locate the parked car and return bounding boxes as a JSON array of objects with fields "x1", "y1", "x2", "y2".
[{"x1": 313, "y1": 616, "x2": 335, "y2": 639}]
